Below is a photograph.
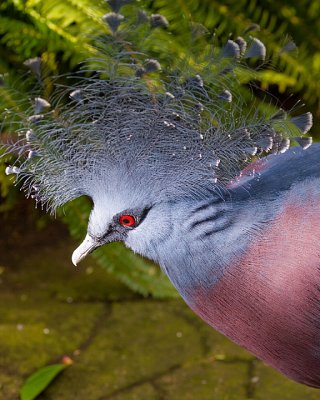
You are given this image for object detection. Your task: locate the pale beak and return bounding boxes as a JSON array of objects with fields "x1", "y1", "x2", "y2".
[{"x1": 72, "y1": 234, "x2": 98, "y2": 266}]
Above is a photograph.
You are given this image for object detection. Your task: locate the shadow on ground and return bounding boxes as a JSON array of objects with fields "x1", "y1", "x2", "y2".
[{"x1": 0, "y1": 202, "x2": 319, "y2": 399}]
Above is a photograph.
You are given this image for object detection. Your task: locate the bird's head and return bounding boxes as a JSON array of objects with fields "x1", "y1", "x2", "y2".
[
  {"x1": 72, "y1": 202, "x2": 152, "y2": 266},
  {"x1": 71, "y1": 172, "x2": 176, "y2": 266}
]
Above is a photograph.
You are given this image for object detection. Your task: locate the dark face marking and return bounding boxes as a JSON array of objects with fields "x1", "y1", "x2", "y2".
[{"x1": 90, "y1": 206, "x2": 152, "y2": 245}]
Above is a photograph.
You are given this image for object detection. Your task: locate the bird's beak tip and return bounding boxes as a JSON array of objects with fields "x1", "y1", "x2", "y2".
[
  {"x1": 71, "y1": 247, "x2": 85, "y2": 266},
  {"x1": 71, "y1": 252, "x2": 79, "y2": 267},
  {"x1": 71, "y1": 234, "x2": 97, "y2": 267}
]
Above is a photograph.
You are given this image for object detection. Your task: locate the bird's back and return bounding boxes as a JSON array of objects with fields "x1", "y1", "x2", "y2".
[{"x1": 229, "y1": 142, "x2": 320, "y2": 196}]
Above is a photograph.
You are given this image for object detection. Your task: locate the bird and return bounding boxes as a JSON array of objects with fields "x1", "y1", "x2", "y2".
[{"x1": 2, "y1": 0, "x2": 319, "y2": 389}]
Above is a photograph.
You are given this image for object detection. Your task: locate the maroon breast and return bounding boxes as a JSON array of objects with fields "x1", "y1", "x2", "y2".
[{"x1": 190, "y1": 188, "x2": 320, "y2": 387}]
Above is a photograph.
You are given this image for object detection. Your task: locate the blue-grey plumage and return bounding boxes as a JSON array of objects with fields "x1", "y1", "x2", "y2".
[
  {"x1": 2, "y1": 3, "x2": 319, "y2": 388},
  {"x1": 72, "y1": 144, "x2": 320, "y2": 387}
]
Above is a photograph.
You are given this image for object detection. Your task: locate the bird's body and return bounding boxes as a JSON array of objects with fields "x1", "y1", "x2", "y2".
[
  {"x1": 78, "y1": 144, "x2": 320, "y2": 386},
  {"x1": 2, "y1": 1, "x2": 319, "y2": 389},
  {"x1": 122, "y1": 144, "x2": 320, "y2": 387}
]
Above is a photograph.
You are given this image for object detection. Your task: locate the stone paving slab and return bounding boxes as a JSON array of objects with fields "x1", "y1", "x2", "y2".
[
  {"x1": 254, "y1": 363, "x2": 320, "y2": 400},
  {"x1": 0, "y1": 213, "x2": 320, "y2": 399},
  {"x1": 40, "y1": 301, "x2": 207, "y2": 399},
  {"x1": 155, "y1": 362, "x2": 249, "y2": 400},
  {"x1": 0, "y1": 300, "x2": 105, "y2": 375},
  {"x1": 0, "y1": 372, "x2": 23, "y2": 400}
]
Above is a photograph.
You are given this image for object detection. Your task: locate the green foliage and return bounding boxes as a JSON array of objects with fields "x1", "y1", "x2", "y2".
[
  {"x1": 20, "y1": 363, "x2": 69, "y2": 400},
  {"x1": 1, "y1": 0, "x2": 320, "y2": 108},
  {"x1": 0, "y1": 0, "x2": 319, "y2": 297},
  {"x1": 149, "y1": 0, "x2": 320, "y2": 120}
]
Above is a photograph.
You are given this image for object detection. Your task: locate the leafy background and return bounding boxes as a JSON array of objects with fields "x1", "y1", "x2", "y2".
[{"x1": 0, "y1": 0, "x2": 319, "y2": 297}]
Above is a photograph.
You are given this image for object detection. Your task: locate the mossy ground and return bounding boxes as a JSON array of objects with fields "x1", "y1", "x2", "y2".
[{"x1": 0, "y1": 205, "x2": 319, "y2": 399}]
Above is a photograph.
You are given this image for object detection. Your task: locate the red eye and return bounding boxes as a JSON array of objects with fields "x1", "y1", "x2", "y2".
[{"x1": 119, "y1": 214, "x2": 136, "y2": 228}]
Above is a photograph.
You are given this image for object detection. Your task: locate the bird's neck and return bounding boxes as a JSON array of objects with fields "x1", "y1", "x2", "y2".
[{"x1": 157, "y1": 190, "x2": 275, "y2": 296}]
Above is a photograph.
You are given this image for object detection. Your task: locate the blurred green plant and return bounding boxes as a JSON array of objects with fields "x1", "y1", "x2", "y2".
[
  {"x1": 20, "y1": 359, "x2": 71, "y2": 400},
  {"x1": 0, "y1": 0, "x2": 319, "y2": 297}
]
